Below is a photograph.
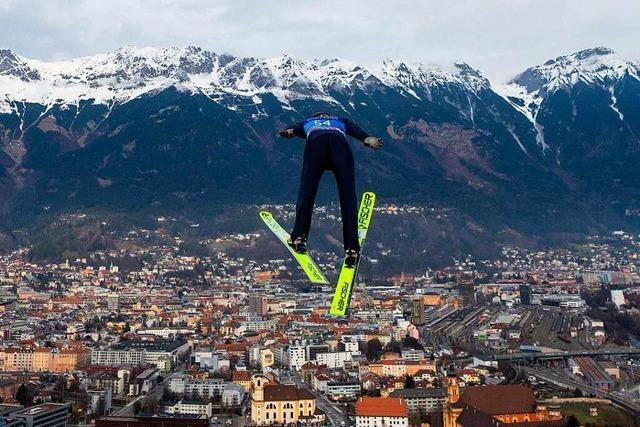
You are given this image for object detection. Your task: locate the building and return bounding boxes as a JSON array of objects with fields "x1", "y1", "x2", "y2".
[
  {"x1": 0, "y1": 347, "x2": 88, "y2": 373},
  {"x1": 355, "y1": 397, "x2": 409, "y2": 427},
  {"x1": 160, "y1": 400, "x2": 212, "y2": 418},
  {"x1": 285, "y1": 345, "x2": 307, "y2": 371},
  {"x1": 168, "y1": 375, "x2": 227, "y2": 399},
  {"x1": 519, "y1": 284, "x2": 532, "y2": 305},
  {"x1": 306, "y1": 344, "x2": 330, "y2": 362},
  {"x1": 222, "y1": 383, "x2": 245, "y2": 406},
  {"x1": 360, "y1": 359, "x2": 436, "y2": 378},
  {"x1": 0, "y1": 379, "x2": 20, "y2": 403},
  {"x1": 191, "y1": 349, "x2": 229, "y2": 371},
  {"x1": 389, "y1": 388, "x2": 446, "y2": 416},
  {"x1": 136, "y1": 327, "x2": 193, "y2": 339},
  {"x1": 232, "y1": 370, "x2": 252, "y2": 392},
  {"x1": 91, "y1": 340, "x2": 189, "y2": 367},
  {"x1": 326, "y1": 381, "x2": 361, "y2": 401},
  {"x1": 410, "y1": 297, "x2": 425, "y2": 326},
  {"x1": 5, "y1": 403, "x2": 70, "y2": 427},
  {"x1": 134, "y1": 369, "x2": 159, "y2": 395},
  {"x1": 249, "y1": 296, "x2": 269, "y2": 315},
  {"x1": 250, "y1": 374, "x2": 323, "y2": 425},
  {"x1": 86, "y1": 388, "x2": 113, "y2": 417},
  {"x1": 610, "y1": 289, "x2": 626, "y2": 308},
  {"x1": 316, "y1": 352, "x2": 352, "y2": 369},
  {"x1": 401, "y1": 349, "x2": 425, "y2": 361},
  {"x1": 442, "y1": 378, "x2": 565, "y2": 427}
]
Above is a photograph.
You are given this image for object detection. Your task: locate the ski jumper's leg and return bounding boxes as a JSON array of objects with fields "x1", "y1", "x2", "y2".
[
  {"x1": 292, "y1": 135, "x2": 327, "y2": 240},
  {"x1": 330, "y1": 135, "x2": 359, "y2": 252}
]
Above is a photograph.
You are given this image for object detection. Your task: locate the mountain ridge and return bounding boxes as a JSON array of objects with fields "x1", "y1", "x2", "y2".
[{"x1": 1, "y1": 45, "x2": 640, "y2": 257}]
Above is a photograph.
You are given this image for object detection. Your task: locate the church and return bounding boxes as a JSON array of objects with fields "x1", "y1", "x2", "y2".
[
  {"x1": 442, "y1": 373, "x2": 567, "y2": 427},
  {"x1": 250, "y1": 374, "x2": 325, "y2": 425}
]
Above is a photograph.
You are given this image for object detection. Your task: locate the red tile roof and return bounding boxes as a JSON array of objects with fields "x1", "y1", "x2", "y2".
[{"x1": 355, "y1": 397, "x2": 408, "y2": 418}]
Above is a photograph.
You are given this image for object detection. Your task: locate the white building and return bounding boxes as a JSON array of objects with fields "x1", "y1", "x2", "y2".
[
  {"x1": 222, "y1": 383, "x2": 245, "y2": 406},
  {"x1": 401, "y1": 349, "x2": 425, "y2": 361},
  {"x1": 136, "y1": 327, "x2": 193, "y2": 339},
  {"x1": 355, "y1": 397, "x2": 409, "y2": 427},
  {"x1": 192, "y1": 350, "x2": 230, "y2": 371},
  {"x1": 91, "y1": 340, "x2": 190, "y2": 367},
  {"x1": 168, "y1": 375, "x2": 228, "y2": 399},
  {"x1": 161, "y1": 400, "x2": 212, "y2": 418},
  {"x1": 611, "y1": 289, "x2": 626, "y2": 308},
  {"x1": 286, "y1": 345, "x2": 307, "y2": 371},
  {"x1": 326, "y1": 381, "x2": 361, "y2": 401},
  {"x1": 316, "y1": 352, "x2": 353, "y2": 369}
]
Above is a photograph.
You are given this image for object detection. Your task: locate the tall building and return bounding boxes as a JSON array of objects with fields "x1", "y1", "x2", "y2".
[
  {"x1": 355, "y1": 397, "x2": 409, "y2": 427},
  {"x1": 250, "y1": 374, "x2": 322, "y2": 425},
  {"x1": 285, "y1": 345, "x2": 307, "y2": 371},
  {"x1": 458, "y1": 281, "x2": 476, "y2": 306},
  {"x1": 249, "y1": 295, "x2": 269, "y2": 316},
  {"x1": 519, "y1": 284, "x2": 532, "y2": 305},
  {"x1": 410, "y1": 297, "x2": 425, "y2": 326},
  {"x1": 610, "y1": 289, "x2": 626, "y2": 308}
]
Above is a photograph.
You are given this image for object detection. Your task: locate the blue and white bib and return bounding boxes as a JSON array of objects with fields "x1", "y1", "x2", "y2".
[{"x1": 303, "y1": 116, "x2": 346, "y2": 138}]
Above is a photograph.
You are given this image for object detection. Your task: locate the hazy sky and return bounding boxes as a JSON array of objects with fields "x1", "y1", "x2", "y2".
[{"x1": 1, "y1": 0, "x2": 638, "y2": 81}]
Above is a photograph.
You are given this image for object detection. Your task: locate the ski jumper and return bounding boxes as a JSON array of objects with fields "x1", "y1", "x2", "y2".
[{"x1": 286, "y1": 116, "x2": 370, "y2": 251}]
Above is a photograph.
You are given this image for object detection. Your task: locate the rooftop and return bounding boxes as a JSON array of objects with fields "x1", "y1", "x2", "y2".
[{"x1": 355, "y1": 397, "x2": 408, "y2": 418}]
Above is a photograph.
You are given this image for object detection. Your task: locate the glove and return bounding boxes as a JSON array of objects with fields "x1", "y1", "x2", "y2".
[
  {"x1": 364, "y1": 136, "x2": 383, "y2": 150},
  {"x1": 279, "y1": 129, "x2": 296, "y2": 138}
]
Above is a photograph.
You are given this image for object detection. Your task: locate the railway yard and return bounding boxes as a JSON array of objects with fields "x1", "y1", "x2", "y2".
[{"x1": 422, "y1": 302, "x2": 600, "y2": 353}]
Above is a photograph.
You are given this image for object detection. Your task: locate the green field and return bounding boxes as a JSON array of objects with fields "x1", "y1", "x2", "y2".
[{"x1": 559, "y1": 402, "x2": 637, "y2": 426}]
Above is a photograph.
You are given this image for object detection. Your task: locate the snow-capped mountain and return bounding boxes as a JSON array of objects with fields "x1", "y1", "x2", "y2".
[
  {"x1": 1, "y1": 45, "x2": 640, "y2": 248},
  {"x1": 509, "y1": 47, "x2": 638, "y2": 95},
  {"x1": 0, "y1": 46, "x2": 491, "y2": 110},
  {"x1": 496, "y1": 47, "x2": 640, "y2": 153}
]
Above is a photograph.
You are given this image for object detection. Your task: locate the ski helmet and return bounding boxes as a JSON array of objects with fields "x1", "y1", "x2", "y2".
[{"x1": 312, "y1": 111, "x2": 330, "y2": 118}]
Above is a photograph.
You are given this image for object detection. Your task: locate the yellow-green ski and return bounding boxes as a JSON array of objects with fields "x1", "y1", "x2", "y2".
[
  {"x1": 259, "y1": 211, "x2": 329, "y2": 285},
  {"x1": 329, "y1": 191, "x2": 376, "y2": 317}
]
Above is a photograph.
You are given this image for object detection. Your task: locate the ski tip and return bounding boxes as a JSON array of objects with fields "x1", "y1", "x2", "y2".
[{"x1": 259, "y1": 210, "x2": 272, "y2": 219}]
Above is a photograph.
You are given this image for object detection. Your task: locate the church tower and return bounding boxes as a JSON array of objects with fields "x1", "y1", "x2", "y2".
[
  {"x1": 251, "y1": 374, "x2": 266, "y2": 425},
  {"x1": 443, "y1": 368, "x2": 462, "y2": 427}
]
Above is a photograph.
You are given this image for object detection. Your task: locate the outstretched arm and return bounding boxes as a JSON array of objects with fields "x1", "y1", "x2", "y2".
[
  {"x1": 344, "y1": 118, "x2": 384, "y2": 150},
  {"x1": 279, "y1": 122, "x2": 306, "y2": 139}
]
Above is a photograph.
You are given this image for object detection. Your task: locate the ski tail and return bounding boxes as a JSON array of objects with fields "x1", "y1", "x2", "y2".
[
  {"x1": 259, "y1": 211, "x2": 329, "y2": 285},
  {"x1": 329, "y1": 191, "x2": 376, "y2": 317}
]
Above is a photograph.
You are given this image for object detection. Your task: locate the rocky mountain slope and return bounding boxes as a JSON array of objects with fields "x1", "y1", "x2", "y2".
[{"x1": 1, "y1": 46, "x2": 639, "y2": 247}]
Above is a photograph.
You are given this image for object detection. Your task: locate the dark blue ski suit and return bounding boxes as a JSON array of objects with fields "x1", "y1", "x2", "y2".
[{"x1": 281, "y1": 115, "x2": 370, "y2": 251}]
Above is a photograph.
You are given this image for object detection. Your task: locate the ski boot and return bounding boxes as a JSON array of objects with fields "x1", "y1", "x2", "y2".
[
  {"x1": 344, "y1": 249, "x2": 360, "y2": 268},
  {"x1": 287, "y1": 236, "x2": 307, "y2": 254}
]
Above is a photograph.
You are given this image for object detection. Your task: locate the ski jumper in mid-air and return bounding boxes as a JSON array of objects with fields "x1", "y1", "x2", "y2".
[{"x1": 279, "y1": 112, "x2": 383, "y2": 267}]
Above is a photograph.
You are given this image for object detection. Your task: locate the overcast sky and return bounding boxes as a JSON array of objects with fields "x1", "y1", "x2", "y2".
[{"x1": 1, "y1": 0, "x2": 638, "y2": 81}]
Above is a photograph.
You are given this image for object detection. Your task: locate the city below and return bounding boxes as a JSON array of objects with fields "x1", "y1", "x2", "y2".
[{"x1": 0, "y1": 207, "x2": 639, "y2": 427}]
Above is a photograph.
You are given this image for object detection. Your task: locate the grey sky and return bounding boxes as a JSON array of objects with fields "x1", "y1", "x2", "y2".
[{"x1": 1, "y1": 0, "x2": 638, "y2": 81}]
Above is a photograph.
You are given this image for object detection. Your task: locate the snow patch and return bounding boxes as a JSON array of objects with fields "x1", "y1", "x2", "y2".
[
  {"x1": 494, "y1": 83, "x2": 548, "y2": 151},
  {"x1": 609, "y1": 86, "x2": 624, "y2": 121}
]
